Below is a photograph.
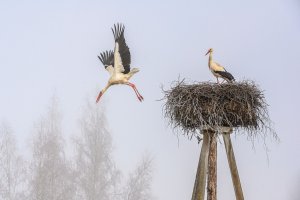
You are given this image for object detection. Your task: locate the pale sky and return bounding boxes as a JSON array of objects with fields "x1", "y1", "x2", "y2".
[{"x1": 0, "y1": 0, "x2": 300, "y2": 199}]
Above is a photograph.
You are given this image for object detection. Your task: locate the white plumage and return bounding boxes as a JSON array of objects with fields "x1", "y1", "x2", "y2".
[
  {"x1": 205, "y1": 48, "x2": 235, "y2": 83},
  {"x1": 96, "y1": 24, "x2": 143, "y2": 103}
]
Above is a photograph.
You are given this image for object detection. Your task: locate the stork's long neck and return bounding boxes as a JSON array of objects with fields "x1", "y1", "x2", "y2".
[{"x1": 208, "y1": 52, "x2": 213, "y2": 67}]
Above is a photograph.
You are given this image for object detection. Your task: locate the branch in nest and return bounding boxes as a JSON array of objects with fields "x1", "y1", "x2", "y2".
[{"x1": 162, "y1": 80, "x2": 277, "y2": 141}]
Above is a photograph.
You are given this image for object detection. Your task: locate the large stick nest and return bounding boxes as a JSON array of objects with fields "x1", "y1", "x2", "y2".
[{"x1": 162, "y1": 80, "x2": 276, "y2": 139}]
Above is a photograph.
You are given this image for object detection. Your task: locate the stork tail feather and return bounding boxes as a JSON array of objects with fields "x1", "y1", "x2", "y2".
[{"x1": 129, "y1": 68, "x2": 139, "y2": 75}]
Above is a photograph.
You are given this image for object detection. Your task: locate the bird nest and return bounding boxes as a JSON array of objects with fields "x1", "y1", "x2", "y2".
[{"x1": 162, "y1": 80, "x2": 276, "y2": 140}]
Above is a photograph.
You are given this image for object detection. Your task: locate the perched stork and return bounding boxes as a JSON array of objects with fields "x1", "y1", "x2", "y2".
[
  {"x1": 205, "y1": 48, "x2": 235, "y2": 83},
  {"x1": 96, "y1": 24, "x2": 143, "y2": 103}
]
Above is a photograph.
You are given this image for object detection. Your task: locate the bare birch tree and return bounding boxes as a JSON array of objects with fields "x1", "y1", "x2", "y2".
[
  {"x1": 28, "y1": 97, "x2": 74, "y2": 200},
  {"x1": 0, "y1": 122, "x2": 26, "y2": 200},
  {"x1": 73, "y1": 99, "x2": 120, "y2": 200},
  {"x1": 123, "y1": 154, "x2": 154, "y2": 200}
]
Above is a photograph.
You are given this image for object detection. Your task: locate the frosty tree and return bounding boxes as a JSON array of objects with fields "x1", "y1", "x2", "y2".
[
  {"x1": 73, "y1": 99, "x2": 155, "y2": 200},
  {"x1": 0, "y1": 122, "x2": 26, "y2": 200},
  {"x1": 28, "y1": 97, "x2": 74, "y2": 200},
  {"x1": 73, "y1": 100, "x2": 120, "y2": 200},
  {"x1": 122, "y1": 154, "x2": 154, "y2": 200}
]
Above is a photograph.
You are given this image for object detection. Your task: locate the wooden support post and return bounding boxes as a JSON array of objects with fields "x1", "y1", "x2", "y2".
[
  {"x1": 222, "y1": 132, "x2": 244, "y2": 200},
  {"x1": 207, "y1": 132, "x2": 217, "y2": 200},
  {"x1": 192, "y1": 131, "x2": 210, "y2": 200}
]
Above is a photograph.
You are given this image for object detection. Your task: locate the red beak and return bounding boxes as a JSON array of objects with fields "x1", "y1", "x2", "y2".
[{"x1": 205, "y1": 50, "x2": 210, "y2": 56}]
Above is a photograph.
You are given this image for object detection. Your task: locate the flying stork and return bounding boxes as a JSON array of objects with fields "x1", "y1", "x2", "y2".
[
  {"x1": 96, "y1": 24, "x2": 143, "y2": 103},
  {"x1": 205, "y1": 48, "x2": 235, "y2": 83}
]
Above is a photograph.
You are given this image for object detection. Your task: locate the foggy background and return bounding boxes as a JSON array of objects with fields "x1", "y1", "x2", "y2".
[{"x1": 0, "y1": 0, "x2": 300, "y2": 199}]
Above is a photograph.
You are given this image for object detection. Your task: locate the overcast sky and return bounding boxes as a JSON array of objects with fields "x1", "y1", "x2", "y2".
[{"x1": 1, "y1": 0, "x2": 300, "y2": 199}]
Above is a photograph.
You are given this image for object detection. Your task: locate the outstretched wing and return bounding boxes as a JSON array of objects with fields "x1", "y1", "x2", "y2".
[
  {"x1": 98, "y1": 50, "x2": 114, "y2": 76},
  {"x1": 112, "y1": 23, "x2": 131, "y2": 74}
]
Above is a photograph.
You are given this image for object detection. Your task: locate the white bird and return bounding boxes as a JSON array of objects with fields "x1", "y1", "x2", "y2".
[
  {"x1": 96, "y1": 24, "x2": 143, "y2": 103},
  {"x1": 205, "y1": 48, "x2": 235, "y2": 83}
]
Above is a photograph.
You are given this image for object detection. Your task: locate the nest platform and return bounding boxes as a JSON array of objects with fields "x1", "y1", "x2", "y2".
[{"x1": 163, "y1": 80, "x2": 273, "y2": 138}]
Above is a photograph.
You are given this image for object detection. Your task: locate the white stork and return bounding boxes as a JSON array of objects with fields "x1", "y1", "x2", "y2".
[
  {"x1": 96, "y1": 24, "x2": 143, "y2": 103},
  {"x1": 205, "y1": 48, "x2": 235, "y2": 83}
]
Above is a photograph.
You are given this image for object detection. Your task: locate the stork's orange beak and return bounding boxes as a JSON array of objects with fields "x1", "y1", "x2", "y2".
[{"x1": 205, "y1": 49, "x2": 210, "y2": 56}]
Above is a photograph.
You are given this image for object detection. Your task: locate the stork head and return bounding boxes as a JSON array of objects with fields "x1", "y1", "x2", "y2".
[{"x1": 205, "y1": 48, "x2": 213, "y2": 56}]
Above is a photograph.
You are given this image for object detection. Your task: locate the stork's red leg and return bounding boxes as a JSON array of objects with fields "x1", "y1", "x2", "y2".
[
  {"x1": 131, "y1": 83, "x2": 144, "y2": 101},
  {"x1": 126, "y1": 82, "x2": 144, "y2": 102},
  {"x1": 96, "y1": 91, "x2": 103, "y2": 103},
  {"x1": 131, "y1": 86, "x2": 143, "y2": 102},
  {"x1": 132, "y1": 86, "x2": 143, "y2": 102},
  {"x1": 96, "y1": 84, "x2": 111, "y2": 103},
  {"x1": 125, "y1": 83, "x2": 140, "y2": 99},
  {"x1": 132, "y1": 85, "x2": 143, "y2": 100}
]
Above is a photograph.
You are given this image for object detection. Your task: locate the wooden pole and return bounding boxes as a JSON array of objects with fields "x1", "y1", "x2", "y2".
[
  {"x1": 222, "y1": 132, "x2": 244, "y2": 200},
  {"x1": 192, "y1": 131, "x2": 210, "y2": 200},
  {"x1": 207, "y1": 132, "x2": 217, "y2": 200}
]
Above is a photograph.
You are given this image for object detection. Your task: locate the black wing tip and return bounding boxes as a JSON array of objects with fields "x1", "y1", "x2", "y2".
[
  {"x1": 98, "y1": 50, "x2": 114, "y2": 66},
  {"x1": 228, "y1": 78, "x2": 235, "y2": 83},
  {"x1": 226, "y1": 72, "x2": 235, "y2": 81},
  {"x1": 112, "y1": 23, "x2": 125, "y2": 41},
  {"x1": 97, "y1": 55, "x2": 103, "y2": 64},
  {"x1": 112, "y1": 22, "x2": 125, "y2": 30},
  {"x1": 215, "y1": 71, "x2": 235, "y2": 82}
]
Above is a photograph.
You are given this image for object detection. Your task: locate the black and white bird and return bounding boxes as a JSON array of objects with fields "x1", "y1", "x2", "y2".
[
  {"x1": 96, "y1": 24, "x2": 143, "y2": 103},
  {"x1": 205, "y1": 48, "x2": 235, "y2": 83}
]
